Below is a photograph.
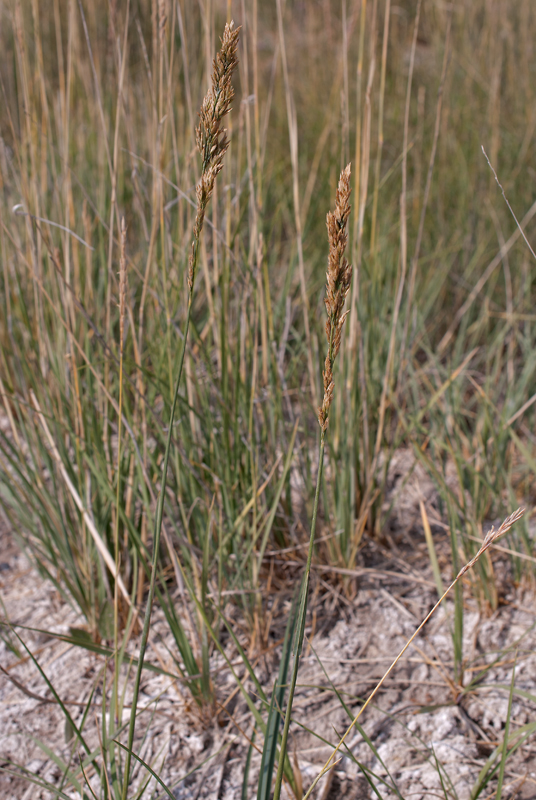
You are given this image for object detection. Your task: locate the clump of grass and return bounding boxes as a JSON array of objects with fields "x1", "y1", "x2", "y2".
[{"x1": 2, "y1": 1, "x2": 536, "y2": 796}]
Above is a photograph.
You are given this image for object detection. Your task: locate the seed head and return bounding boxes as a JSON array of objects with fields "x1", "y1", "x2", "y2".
[
  {"x1": 188, "y1": 21, "x2": 241, "y2": 293},
  {"x1": 318, "y1": 164, "x2": 352, "y2": 432},
  {"x1": 457, "y1": 507, "x2": 525, "y2": 579}
]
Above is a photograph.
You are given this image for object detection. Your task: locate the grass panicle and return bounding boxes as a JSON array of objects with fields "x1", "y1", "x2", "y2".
[
  {"x1": 318, "y1": 163, "x2": 353, "y2": 432},
  {"x1": 188, "y1": 20, "x2": 241, "y2": 293}
]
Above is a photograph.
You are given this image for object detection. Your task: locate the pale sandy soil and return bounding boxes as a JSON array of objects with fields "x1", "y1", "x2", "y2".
[{"x1": 2, "y1": 498, "x2": 536, "y2": 799}]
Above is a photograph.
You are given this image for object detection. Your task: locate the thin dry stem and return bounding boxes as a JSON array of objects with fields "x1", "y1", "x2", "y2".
[
  {"x1": 483, "y1": 146, "x2": 536, "y2": 262},
  {"x1": 438, "y1": 196, "x2": 536, "y2": 353},
  {"x1": 158, "y1": 0, "x2": 167, "y2": 43},
  {"x1": 118, "y1": 217, "x2": 127, "y2": 354},
  {"x1": 401, "y1": 7, "x2": 452, "y2": 367},
  {"x1": 318, "y1": 164, "x2": 353, "y2": 431}
]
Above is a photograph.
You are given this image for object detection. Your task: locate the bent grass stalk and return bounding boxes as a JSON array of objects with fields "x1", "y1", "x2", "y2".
[
  {"x1": 114, "y1": 217, "x2": 127, "y2": 723},
  {"x1": 303, "y1": 506, "x2": 525, "y2": 800},
  {"x1": 273, "y1": 164, "x2": 353, "y2": 800},
  {"x1": 121, "y1": 22, "x2": 240, "y2": 799},
  {"x1": 30, "y1": 391, "x2": 133, "y2": 611}
]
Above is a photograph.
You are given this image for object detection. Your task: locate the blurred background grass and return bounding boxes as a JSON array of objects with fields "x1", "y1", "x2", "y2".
[{"x1": 0, "y1": 0, "x2": 535, "y2": 674}]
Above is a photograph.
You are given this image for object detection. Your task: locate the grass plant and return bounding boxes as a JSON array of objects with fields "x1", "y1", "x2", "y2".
[
  {"x1": 0, "y1": 0, "x2": 536, "y2": 798},
  {"x1": 121, "y1": 20, "x2": 241, "y2": 798},
  {"x1": 273, "y1": 164, "x2": 353, "y2": 800}
]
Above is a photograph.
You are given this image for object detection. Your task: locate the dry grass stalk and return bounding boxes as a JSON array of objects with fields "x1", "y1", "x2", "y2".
[
  {"x1": 188, "y1": 21, "x2": 241, "y2": 293},
  {"x1": 118, "y1": 216, "x2": 127, "y2": 354},
  {"x1": 29, "y1": 390, "x2": 134, "y2": 612},
  {"x1": 274, "y1": 168, "x2": 353, "y2": 800},
  {"x1": 401, "y1": 7, "x2": 452, "y2": 367},
  {"x1": 318, "y1": 164, "x2": 353, "y2": 432},
  {"x1": 276, "y1": 0, "x2": 319, "y2": 408},
  {"x1": 158, "y1": 0, "x2": 167, "y2": 43},
  {"x1": 115, "y1": 215, "x2": 128, "y2": 652}
]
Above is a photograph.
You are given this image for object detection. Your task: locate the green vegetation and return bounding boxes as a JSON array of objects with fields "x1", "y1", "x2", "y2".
[{"x1": 0, "y1": 0, "x2": 535, "y2": 797}]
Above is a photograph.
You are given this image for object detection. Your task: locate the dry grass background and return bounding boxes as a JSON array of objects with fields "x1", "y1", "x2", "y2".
[{"x1": 1, "y1": 0, "x2": 536, "y2": 797}]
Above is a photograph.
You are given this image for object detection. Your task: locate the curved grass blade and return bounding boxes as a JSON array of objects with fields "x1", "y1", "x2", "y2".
[
  {"x1": 0, "y1": 621, "x2": 178, "y2": 679},
  {"x1": 114, "y1": 737, "x2": 229, "y2": 799},
  {"x1": 470, "y1": 721, "x2": 536, "y2": 799},
  {"x1": 9, "y1": 625, "x2": 93, "y2": 760},
  {"x1": 17, "y1": 734, "x2": 87, "y2": 796},
  {"x1": 429, "y1": 744, "x2": 453, "y2": 800},
  {"x1": 0, "y1": 765, "x2": 86, "y2": 800}
]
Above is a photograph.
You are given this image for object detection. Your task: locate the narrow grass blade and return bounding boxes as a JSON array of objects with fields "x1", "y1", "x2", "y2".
[
  {"x1": 0, "y1": 621, "x2": 178, "y2": 678},
  {"x1": 257, "y1": 588, "x2": 299, "y2": 800},
  {"x1": 19, "y1": 735, "x2": 86, "y2": 796},
  {"x1": 0, "y1": 765, "x2": 85, "y2": 800},
  {"x1": 495, "y1": 652, "x2": 517, "y2": 800},
  {"x1": 470, "y1": 721, "x2": 536, "y2": 799},
  {"x1": 242, "y1": 729, "x2": 256, "y2": 800},
  {"x1": 420, "y1": 499, "x2": 445, "y2": 602},
  {"x1": 113, "y1": 740, "x2": 175, "y2": 800},
  {"x1": 429, "y1": 744, "x2": 454, "y2": 800},
  {"x1": 9, "y1": 626, "x2": 93, "y2": 759}
]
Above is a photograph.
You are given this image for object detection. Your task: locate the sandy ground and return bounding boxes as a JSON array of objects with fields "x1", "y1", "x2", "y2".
[{"x1": 2, "y1": 504, "x2": 536, "y2": 799}]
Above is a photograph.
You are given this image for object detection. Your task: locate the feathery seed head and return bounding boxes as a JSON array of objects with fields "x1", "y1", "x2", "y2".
[
  {"x1": 318, "y1": 164, "x2": 352, "y2": 432},
  {"x1": 195, "y1": 21, "x2": 240, "y2": 171},
  {"x1": 188, "y1": 21, "x2": 241, "y2": 293},
  {"x1": 457, "y1": 507, "x2": 525, "y2": 579}
]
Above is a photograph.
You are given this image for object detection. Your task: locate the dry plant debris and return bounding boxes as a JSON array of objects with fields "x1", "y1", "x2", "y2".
[{"x1": 2, "y1": 518, "x2": 536, "y2": 800}]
